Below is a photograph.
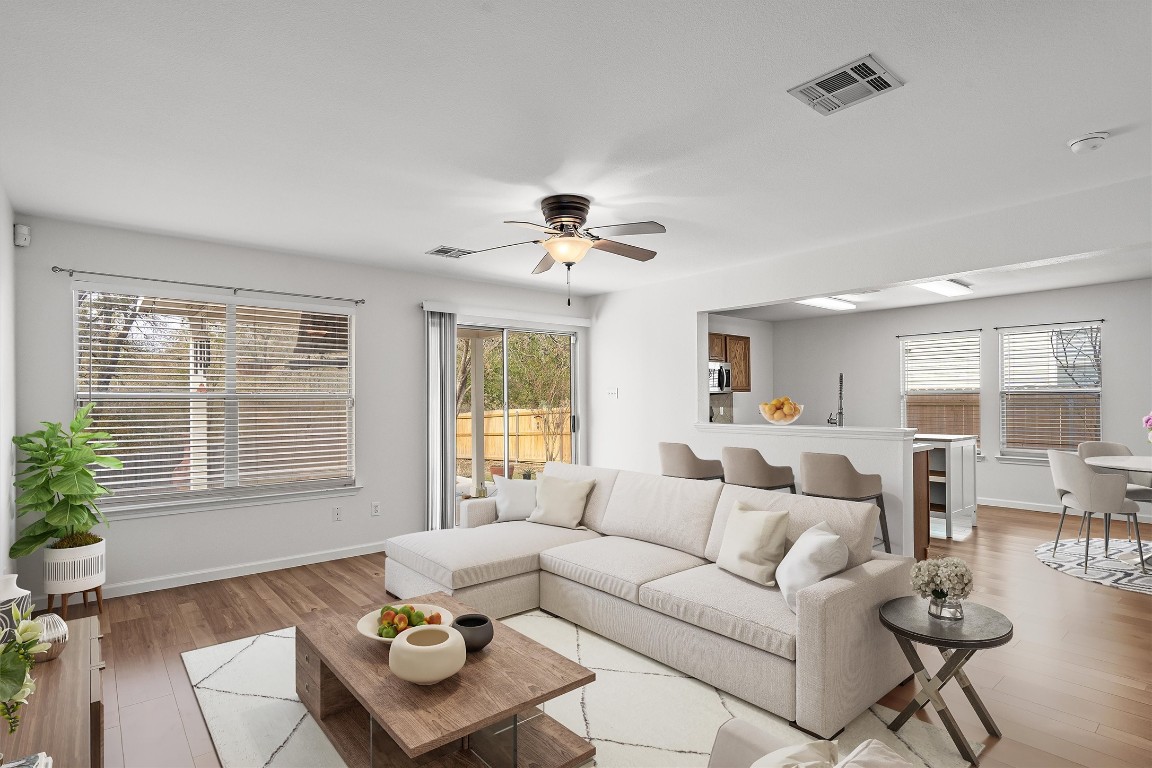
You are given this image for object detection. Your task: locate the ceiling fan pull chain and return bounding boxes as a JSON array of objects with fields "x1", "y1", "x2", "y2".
[{"x1": 566, "y1": 264, "x2": 572, "y2": 306}]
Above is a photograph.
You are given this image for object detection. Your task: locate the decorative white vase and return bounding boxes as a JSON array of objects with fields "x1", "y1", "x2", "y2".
[
  {"x1": 44, "y1": 539, "x2": 106, "y2": 594},
  {"x1": 0, "y1": 574, "x2": 32, "y2": 643},
  {"x1": 388, "y1": 625, "x2": 466, "y2": 685}
]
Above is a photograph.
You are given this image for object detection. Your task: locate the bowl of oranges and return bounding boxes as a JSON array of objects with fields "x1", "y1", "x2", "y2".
[
  {"x1": 356, "y1": 603, "x2": 454, "y2": 644},
  {"x1": 760, "y1": 397, "x2": 803, "y2": 425}
]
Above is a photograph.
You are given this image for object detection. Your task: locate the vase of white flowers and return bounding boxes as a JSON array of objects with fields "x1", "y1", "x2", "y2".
[{"x1": 910, "y1": 557, "x2": 973, "y2": 621}]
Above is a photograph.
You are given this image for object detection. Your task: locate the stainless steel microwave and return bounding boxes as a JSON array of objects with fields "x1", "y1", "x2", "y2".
[{"x1": 708, "y1": 361, "x2": 732, "y2": 393}]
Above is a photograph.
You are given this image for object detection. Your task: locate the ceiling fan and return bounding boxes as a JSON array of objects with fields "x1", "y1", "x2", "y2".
[{"x1": 467, "y1": 194, "x2": 666, "y2": 303}]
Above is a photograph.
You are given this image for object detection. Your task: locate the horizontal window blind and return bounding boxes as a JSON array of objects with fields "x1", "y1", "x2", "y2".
[
  {"x1": 1000, "y1": 323, "x2": 1100, "y2": 453},
  {"x1": 76, "y1": 290, "x2": 354, "y2": 506},
  {"x1": 900, "y1": 333, "x2": 981, "y2": 440}
]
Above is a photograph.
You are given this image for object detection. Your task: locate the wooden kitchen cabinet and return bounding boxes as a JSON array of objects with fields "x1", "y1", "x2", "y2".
[
  {"x1": 725, "y1": 335, "x2": 751, "y2": 392},
  {"x1": 708, "y1": 333, "x2": 726, "y2": 361}
]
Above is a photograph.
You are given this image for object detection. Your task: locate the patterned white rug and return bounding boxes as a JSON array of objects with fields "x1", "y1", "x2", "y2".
[
  {"x1": 1034, "y1": 538, "x2": 1152, "y2": 595},
  {"x1": 182, "y1": 613, "x2": 981, "y2": 768}
]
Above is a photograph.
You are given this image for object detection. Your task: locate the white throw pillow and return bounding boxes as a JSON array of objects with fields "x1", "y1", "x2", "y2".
[
  {"x1": 716, "y1": 502, "x2": 789, "y2": 586},
  {"x1": 750, "y1": 739, "x2": 837, "y2": 768},
  {"x1": 835, "y1": 738, "x2": 913, "y2": 767},
  {"x1": 493, "y1": 475, "x2": 538, "y2": 522},
  {"x1": 776, "y1": 522, "x2": 850, "y2": 613},
  {"x1": 527, "y1": 475, "x2": 594, "y2": 528}
]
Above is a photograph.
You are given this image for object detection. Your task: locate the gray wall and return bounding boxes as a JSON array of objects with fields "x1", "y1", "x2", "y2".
[
  {"x1": 0, "y1": 184, "x2": 13, "y2": 572},
  {"x1": 771, "y1": 280, "x2": 1152, "y2": 513},
  {"x1": 11, "y1": 215, "x2": 590, "y2": 599}
]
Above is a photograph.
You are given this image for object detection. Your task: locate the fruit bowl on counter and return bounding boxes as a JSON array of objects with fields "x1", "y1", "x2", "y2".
[
  {"x1": 357, "y1": 603, "x2": 454, "y2": 644},
  {"x1": 760, "y1": 397, "x2": 804, "y2": 425}
]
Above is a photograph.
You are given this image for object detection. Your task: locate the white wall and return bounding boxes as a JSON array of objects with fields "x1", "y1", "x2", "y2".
[
  {"x1": 0, "y1": 183, "x2": 14, "y2": 573},
  {"x1": 586, "y1": 178, "x2": 1151, "y2": 476},
  {"x1": 12, "y1": 215, "x2": 591, "y2": 599},
  {"x1": 706, "y1": 314, "x2": 773, "y2": 424},
  {"x1": 772, "y1": 280, "x2": 1152, "y2": 515}
]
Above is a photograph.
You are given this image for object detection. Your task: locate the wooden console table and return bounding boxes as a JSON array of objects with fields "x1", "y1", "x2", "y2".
[{"x1": 0, "y1": 616, "x2": 104, "y2": 767}]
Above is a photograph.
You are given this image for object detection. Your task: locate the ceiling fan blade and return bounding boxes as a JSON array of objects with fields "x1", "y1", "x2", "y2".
[
  {"x1": 583, "y1": 221, "x2": 666, "y2": 237},
  {"x1": 531, "y1": 254, "x2": 555, "y2": 274},
  {"x1": 504, "y1": 220, "x2": 561, "y2": 235},
  {"x1": 466, "y1": 240, "x2": 540, "y2": 256},
  {"x1": 591, "y1": 238, "x2": 657, "y2": 261}
]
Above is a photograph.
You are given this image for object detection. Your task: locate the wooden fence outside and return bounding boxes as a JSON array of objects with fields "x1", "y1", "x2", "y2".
[{"x1": 456, "y1": 408, "x2": 572, "y2": 470}]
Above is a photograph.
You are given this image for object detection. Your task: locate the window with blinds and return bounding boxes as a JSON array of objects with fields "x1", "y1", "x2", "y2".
[
  {"x1": 75, "y1": 289, "x2": 355, "y2": 507},
  {"x1": 900, "y1": 333, "x2": 981, "y2": 440},
  {"x1": 999, "y1": 323, "x2": 1101, "y2": 454}
]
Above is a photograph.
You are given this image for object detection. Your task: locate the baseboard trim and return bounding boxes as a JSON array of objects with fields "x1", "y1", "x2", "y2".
[
  {"x1": 979, "y1": 497, "x2": 1151, "y2": 523},
  {"x1": 33, "y1": 541, "x2": 387, "y2": 604}
]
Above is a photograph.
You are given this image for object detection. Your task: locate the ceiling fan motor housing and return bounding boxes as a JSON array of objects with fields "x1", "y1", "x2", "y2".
[{"x1": 541, "y1": 194, "x2": 591, "y2": 230}]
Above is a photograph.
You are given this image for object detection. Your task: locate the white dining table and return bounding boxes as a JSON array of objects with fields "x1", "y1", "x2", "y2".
[{"x1": 1084, "y1": 455, "x2": 1152, "y2": 473}]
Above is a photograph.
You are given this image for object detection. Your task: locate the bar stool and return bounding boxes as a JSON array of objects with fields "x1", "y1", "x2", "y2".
[
  {"x1": 800, "y1": 452, "x2": 890, "y2": 553},
  {"x1": 658, "y1": 442, "x2": 724, "y2": 480},
  {"x1": 1078, "y1": 441, "x2": 1152, "y2": 542},
  {"x1": 720, "y1": 447, "x2": 796, "y2": 493}
]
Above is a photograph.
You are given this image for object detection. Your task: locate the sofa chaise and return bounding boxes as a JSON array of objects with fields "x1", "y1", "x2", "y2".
[{"x1": 383, "y1": 462, "x2": 912, "y2": 738}]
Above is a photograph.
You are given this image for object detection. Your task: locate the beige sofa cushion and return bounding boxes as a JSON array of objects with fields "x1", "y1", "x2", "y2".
[
  {"x1": 383, "y1": 522, "x2": 600, "y2": 589},
  {"x1": 540, "y1": 536, "x2": 706, "y2": 603},
  {"x1": 706, "y1": 486, "x2": 878, "y2": 570},
  {"x1": 598, "y1": 471, "x2": 723, "y2": 557},
  {"x1": 543, "y1": 462, "x2": 620, "y2": 532},
  {"x1": 640, "y1": 563, "x2": 797, "y2": 660}
]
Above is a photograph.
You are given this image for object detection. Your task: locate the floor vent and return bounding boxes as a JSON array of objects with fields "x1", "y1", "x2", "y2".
[
  {"x1": 426, "y1": 245, "x2": 474, "y2": 259},
  {"x1": 788, "y1": 55, "x2": 903, "y2": 116}
]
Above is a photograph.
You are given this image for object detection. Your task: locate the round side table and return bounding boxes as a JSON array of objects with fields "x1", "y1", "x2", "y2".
[{"x1": 879, "y1": 596, "x2": 1013, "y2": 766}]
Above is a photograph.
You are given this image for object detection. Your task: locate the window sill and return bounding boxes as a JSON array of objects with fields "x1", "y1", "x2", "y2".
[
  {"x1": 103, "y1": 485, "x2": 364, "y2": 521},
  {"x1": 993, "y1": 454, "x2": 1050, "y2": 466}
]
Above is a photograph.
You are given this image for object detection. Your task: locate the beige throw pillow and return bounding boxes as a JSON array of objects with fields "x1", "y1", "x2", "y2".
[
  {"x1": 493, "y1": 475, "x2": 538, "y2": 522},
  {"x1": 716, "y1": 502, "x2": 789, "y2": 586},
  {"x1": 527, "y1": 475, "x2": 594, "y2": 528}
]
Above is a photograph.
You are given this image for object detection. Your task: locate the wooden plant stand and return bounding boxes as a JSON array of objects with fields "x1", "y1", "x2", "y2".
[{"x1": 47, "y1": 586, "x2": 104, "y2": 619}]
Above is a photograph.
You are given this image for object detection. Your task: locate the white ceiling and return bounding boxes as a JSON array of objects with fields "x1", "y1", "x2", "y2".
[
  {"x1": 716, "y1": 247, "x2": 1152, "y2": 322},
  {"x1": 0, "y1": 2, "x2": 1149, "y2": 296}
]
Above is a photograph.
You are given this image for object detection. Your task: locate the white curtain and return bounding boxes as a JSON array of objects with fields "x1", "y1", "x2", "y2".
[{"x1": 425, "y1": 310, "x2": 457, "y2": 530}]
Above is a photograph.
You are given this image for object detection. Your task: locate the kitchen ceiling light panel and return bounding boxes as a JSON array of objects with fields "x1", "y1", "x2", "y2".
[
  {"x1": 796, "y1": 297, "x2": 857, "y2": 311},
  {"x1": 916, "y1": 279, "x2": 973, "y2": 296}
]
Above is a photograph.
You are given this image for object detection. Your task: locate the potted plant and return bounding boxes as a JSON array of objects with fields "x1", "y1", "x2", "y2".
[
  {"x1": 10, "y1": 404, "x2": 122, "y2": 603},
  {"x1": 0, "y1": 607, "x2": 49, "y2": 733}
]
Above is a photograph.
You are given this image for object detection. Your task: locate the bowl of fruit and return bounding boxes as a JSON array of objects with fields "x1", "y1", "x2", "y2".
[
  {"x1": 760, "y1": 397, "x2": 804, "y2": 425},
  {"x1": 356, "y1": 603, "x2": 454, "y2": 644}
]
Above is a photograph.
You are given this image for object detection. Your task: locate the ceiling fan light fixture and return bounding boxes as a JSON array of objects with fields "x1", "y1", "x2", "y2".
[
  {"x1": 915, "y1": 279, "x2": 973, "y2": 297},
  {"x1": 541, "y1": 235, "x2": 593, "y2": 265}
]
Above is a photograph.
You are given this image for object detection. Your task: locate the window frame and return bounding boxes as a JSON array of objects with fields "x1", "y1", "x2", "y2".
[
  {"x1": 72, "y1": 281, "x2": 357, "y2": 514},
  {"x1": 899, "y1": 330, "x2": 982, "y2": 440}
]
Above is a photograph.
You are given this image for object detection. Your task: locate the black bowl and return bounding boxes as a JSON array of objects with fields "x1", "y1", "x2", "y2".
[{"x1": 451, "y1": 613, "x2": 493, "y2": 652}]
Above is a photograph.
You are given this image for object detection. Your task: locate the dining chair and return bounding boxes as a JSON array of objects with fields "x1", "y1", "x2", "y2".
[
  {"x1": 799, "y1": 452, "x2": 890, "y2": 553},
  {"x1": 658, "y1": 442, "x2": 724, "y2": 480},
  {"x1": 1078, "y1": 441, "x2": 1152, "y2": 542},
  {"x1": 1048, "y1": 450, "x2": 1146, "y2": 574},
  {"x1": 720, "y1": 447, "x2": 796, "y2": 493}
]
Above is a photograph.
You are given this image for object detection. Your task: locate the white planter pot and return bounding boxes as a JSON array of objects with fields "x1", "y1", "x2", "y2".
[
  {"x1": 44, "y1": 539, "x2": 106, "y2": 594},
  {"x1": 388, "y1": 625, "x2": 466, "y2": 685}
]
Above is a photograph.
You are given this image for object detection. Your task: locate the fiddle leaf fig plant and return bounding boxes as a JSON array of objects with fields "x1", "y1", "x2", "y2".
[{"x1": 9, "y1": 403, "x2": 123, "y2": 559}]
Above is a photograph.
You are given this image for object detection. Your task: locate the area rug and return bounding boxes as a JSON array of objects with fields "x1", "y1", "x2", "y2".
[
  {"x1": 182, "y1": 614, "x2": 981, "y2": 768},
  {"x1": 1035, "y1": 538, "x2": 1152, "y2": 595}
]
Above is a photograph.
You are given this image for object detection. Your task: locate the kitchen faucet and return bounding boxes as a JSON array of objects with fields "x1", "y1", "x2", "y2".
[{"x1": 827, "y1": 373, "x2": 844, "y2": 427}]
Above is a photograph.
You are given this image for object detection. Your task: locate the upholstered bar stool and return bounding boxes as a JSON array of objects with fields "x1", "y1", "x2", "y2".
[
  {"x1": 658, "y1": 442, "x2": 724, "y2": 480},
  {"x1": 720, "y1": 447, "x2": 796, "y2": 493},
  {"x1": 1078, "y1": 441, "x2": 1152, "y2": 542},
  {"x1": 799, "y1": 452, "x2": 890, "y2": 553}
]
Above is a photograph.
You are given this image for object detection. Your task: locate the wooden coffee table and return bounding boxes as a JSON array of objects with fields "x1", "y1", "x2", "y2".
[{"x1": 296, "y1": 592, "x2": 595, "y2": 768}]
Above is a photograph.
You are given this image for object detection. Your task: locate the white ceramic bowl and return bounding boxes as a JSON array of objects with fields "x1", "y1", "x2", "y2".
[
  {"x1": 759, "y1": 402, "x2": 804, "y2": 425},
  {"x1": 388, "y1": 625, "x2": 467, "y2": 685},
  {"x1": 356, "y1": 603, "x2": 454, "y2": 645}
]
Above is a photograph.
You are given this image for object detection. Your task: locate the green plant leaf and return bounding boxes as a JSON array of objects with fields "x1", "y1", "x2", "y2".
[
  {"x1": 14, "y1": 487, "x2": 54, "y2": 508},
  {"x1": 8, "y1": 529, "x2": 57, "y2": 559},
  {"x1": 63, "y1": 445, "x2": 97, "y2": 467},
  {"x1": 48, "y1": 470, "x2": 98, "y2": 497},
  {"x1": 44, "y1": 500, "x2": 73, "y2": 527},
  {"x1": 91, "y1": 455, "x2": 124, "y2": 469},
  {"x1": 0, "y1": 649, "x2": 28, "y2": 702}
]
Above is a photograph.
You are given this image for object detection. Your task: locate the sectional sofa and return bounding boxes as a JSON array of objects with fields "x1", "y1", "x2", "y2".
[{"x1": 383, "y1": 462, "x2": 912, "y2": 738}]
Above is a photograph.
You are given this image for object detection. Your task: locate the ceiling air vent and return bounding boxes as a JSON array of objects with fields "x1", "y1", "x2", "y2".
[
  {"x1": 426, "y1": 245, "x2": 474, "y2": 259},
  {"x1": 788, "y1": 55, "x2": 903, "y2": 116}
]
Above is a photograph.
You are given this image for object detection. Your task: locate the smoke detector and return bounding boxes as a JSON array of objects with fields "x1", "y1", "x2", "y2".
[
  {"x1": 788, "y1": 55, "x2": 904, "y2": 116},
  {"x1": 1067, "y1": 132, "x2": 1109, "y2": 154}
]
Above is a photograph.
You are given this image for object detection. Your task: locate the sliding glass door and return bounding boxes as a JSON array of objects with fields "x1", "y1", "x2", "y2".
[{"x1": 455, "y1": 327, "x2": 575, "y2": 496}]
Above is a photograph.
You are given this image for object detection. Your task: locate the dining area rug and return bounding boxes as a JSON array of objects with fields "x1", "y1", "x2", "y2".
[{"x1": 1035, "y1": 539, "x2": 1152, "y2": 595}]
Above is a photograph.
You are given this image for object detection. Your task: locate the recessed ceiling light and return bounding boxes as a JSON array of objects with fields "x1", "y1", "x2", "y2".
[
  {"x1": 796, "y1": 297, "x2": 857, "y2": 311},
  {"x1": 915, "y1": 279, "x2": 973, "y2": 297}
]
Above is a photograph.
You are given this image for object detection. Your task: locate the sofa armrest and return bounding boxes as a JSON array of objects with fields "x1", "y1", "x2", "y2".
[
  {"x1": 708, "y1": 718, "x2": 790, "y2": 768},
  {"x1": 458, "y1": 498, "x2": 497, "y2": 528},
  {"x1": 794, "y1": 553, "x2": 913, "y2": 738}
]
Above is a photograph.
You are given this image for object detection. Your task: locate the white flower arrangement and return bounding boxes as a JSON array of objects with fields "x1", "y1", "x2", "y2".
[{"x1": 910, "y1": 557, "x2": 973, "y2": 601}]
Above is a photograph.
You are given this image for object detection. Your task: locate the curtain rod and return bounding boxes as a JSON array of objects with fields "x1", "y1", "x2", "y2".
[
  {"x1": 993, "y1": 319, "x2": 1103, "y2": 331},
  {"x1": 895, "y1": 328, "x2": 981, "y2": 338},
  {"x1": 51, "y1": 266, "x2": 366, "y2": 305}
]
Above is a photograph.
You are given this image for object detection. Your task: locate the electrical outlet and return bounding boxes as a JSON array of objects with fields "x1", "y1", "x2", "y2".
[
  {"x1": 332, "y1": 506, "x2": 343, "y2": 522},
  {"x1": 371, "y1": 502, "x2": 381, "y2": 517}
]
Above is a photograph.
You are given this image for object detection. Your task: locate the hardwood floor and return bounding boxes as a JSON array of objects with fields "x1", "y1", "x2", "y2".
[{"x1": 79, "y1": 506, "x2": 1149, "y2": 767}]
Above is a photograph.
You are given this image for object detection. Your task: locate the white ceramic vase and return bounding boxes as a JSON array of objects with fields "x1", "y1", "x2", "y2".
[
  {"x1": 44, "y1": 539, "x2": 106, "y2": 594},
  {"x1": 0, "y1": 574, "x2": 32, "y2": 643},
  {"x1": 388, "y1": 625, "x2": 466, "y2": 685}
]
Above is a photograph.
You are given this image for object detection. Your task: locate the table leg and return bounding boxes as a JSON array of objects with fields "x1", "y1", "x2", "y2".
[
  {"x1": 890, "y1": 637, "x2": 982, "y2": 765},
  {"x1": 942, "y1": 649, "x2": 1001, "y2": 737}
]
